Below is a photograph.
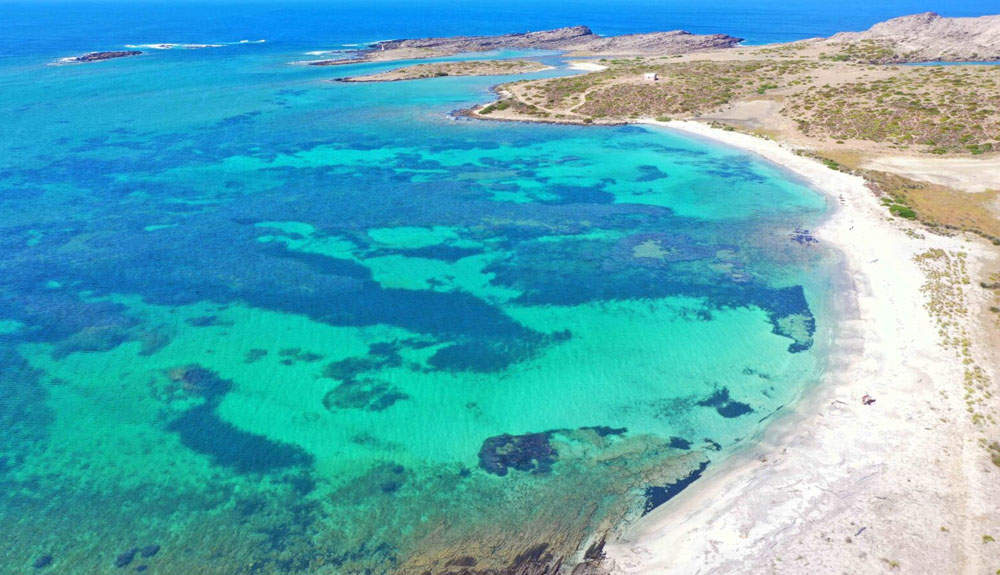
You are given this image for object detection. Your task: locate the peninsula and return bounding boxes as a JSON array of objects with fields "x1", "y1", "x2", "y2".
[
  {"x1": 336, "y1": 59, "x2": 549, "y2": 82},
  {"x1": 303, "y1": 26, "x2": 742, "y2": 66}
]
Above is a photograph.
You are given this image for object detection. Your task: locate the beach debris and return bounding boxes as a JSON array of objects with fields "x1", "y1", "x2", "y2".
[
  {"x1": 856, "y1": 526, "x2": 867, "y2": 536},
  {"x1": 862, "y1": 394, "x2": 876, "y2": 406}
]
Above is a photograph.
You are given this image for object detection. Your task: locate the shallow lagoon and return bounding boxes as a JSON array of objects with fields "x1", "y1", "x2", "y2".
[{"x1": 0, "y1": 29, "x2": 838, "y2": 574}]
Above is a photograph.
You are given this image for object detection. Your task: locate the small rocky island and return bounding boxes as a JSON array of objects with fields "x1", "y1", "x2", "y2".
[
  {"x1": 337, "y1": 59, "x2": 549, "y2": 82},
  {"x1": 65, "y1": 51, "x2": 143, "y2": 63},
  {"x1": 306, "y1": 26, "x2": 742, "y2": 66}
]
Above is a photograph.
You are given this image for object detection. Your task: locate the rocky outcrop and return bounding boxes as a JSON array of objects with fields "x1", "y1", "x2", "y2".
[
  {"x1": 70, "y1": 51, "x2": 142, "y2": 63},
  {"x1": 556, "y1": 29, "x2": 744, "y2": 55},
  {"x1": 306, "y1": 26, "x2": 741, "y2": 66},
  {"x1": 377, "y1": 26, "x2": 596, "y2": 52},
  {"x1": 827, "y1": 12, "x2": 1000, "y2": 62}
]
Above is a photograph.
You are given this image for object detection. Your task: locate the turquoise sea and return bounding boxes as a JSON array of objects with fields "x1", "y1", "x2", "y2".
[{"x1": 0, "y1": 1, "x2": 993, "y2": 573}]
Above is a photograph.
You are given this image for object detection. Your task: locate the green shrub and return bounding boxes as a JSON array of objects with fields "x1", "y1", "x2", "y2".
[{"x1": 889, "y1": 204, "x2": 917, "y2": 219}]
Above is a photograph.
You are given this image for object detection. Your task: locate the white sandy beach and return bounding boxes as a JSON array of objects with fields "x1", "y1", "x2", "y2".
[
  {"x1": 603, "y1": 120, "x2": 1000, "y2": 574},
  {"x1": 568, "y1": 61, "x2": 609, "y2": 72}
]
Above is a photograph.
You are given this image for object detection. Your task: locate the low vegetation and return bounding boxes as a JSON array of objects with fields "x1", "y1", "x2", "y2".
[
  {"x1": 784, "y1": 66, "x2": 1000, "y2": 154},
  {"x1": 495, "y1": 59, "x2": 820, "y2": 120},
  {"x1": 344, "y1": 59, "x2": 546, "y2": 82},
  {"x1": 819, "y1": 40, "x2": 906, "y2": 64},
  {"x1": 577, "y1": 60, "x2": 818, "y2": 118},
  {"x1": 915, "y1": 249, "x2": 997, "y2": 466}
]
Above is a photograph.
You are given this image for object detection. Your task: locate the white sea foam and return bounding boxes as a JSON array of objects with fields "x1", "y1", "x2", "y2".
[
  {"x1": 124, "y1": 43, "x2": 224, "y2": 50},
  {"x1": 123, "y1": 40, "x2": 263, "y2": 50}
]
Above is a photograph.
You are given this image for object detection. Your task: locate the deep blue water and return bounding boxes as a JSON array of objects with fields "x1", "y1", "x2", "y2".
[{"x1": 1, "y1": 0, "x2": 997, "y2": 62}]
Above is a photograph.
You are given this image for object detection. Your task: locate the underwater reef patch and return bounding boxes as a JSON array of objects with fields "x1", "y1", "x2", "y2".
[
  {"x1": 164, "y1": 364, "x2": 232, "y2": 399},
  {"x1": 748, "y1": 285, "x2": 815, "y2": 353},
  {"x1": 478, "y1": 432, "x2": 557, "y2": 476},
  {"x1": 323, "y1": 342, "x2": 402, "y2": 380},
  {"x1": 322, "y1": 378, "x2": 409, "y2": 412},
  {"x1": 642, "y1": 460, "x2": 710, "y2": 515},
  {"x1": 168, "y1": 402, "x2": 313, "y2": 473},
  {"x1": 477, "y1": 426, "x2": 626, "y2": 476},
  {"x1": 32, "y1": 554, "x2": 53, "y2": 569},
  {"x1": 668, "y1": 436, "x2": 692, "y2": 450},
  {"x1": 635, "y1": 164, "x2": 670, "y2": 182},
  {"x1": 164, "y1": 366, "x2": 312, "y2": 473},
  {"x1": 244, "y1": 348, "x2": 268, "y2": 363},
  {"x1": 0, "y1": 346, "x2": 53, "y2": 472},
  {"x1": 697, "y1": 387, "x2": 754, "y2": 418},
  {"x1": 333, "y1": 463, "x2": 409, "y2": 498}
]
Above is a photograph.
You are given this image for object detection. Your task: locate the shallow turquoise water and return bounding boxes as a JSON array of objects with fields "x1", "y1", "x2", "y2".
[{"x1": 0, "y1": 10, "x2": 844, "y2": 574}]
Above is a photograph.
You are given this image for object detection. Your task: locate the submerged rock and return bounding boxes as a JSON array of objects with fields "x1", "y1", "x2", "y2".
[
  {"x1": 668, "y1": 436, "x2": 692, "y2": 450},
  {"x1": 244, "y1": 348, "x2": 268, "y2": 363},
  {"x1": 139, "y1": 544, "x2": 160, "y2": 558},
  {"x1": 115, "y1": 548, "x2": 138, "y2": 568},
  {"x1": 164, "y1": 365, "x2": 232, "y2": 398},
  {"x1": 322, "y1": 378, "x2": 408, "y2": 412}
]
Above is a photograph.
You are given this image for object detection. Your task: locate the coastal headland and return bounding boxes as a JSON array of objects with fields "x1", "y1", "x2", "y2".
[
  {"x1": 302, "y1": 26, "x2": 742, "y2": 66},
  {"x1": 319, "y1": 12, "x2": 1000, "y2": 574},
  {"x1": 335, "y1": 59, "x2": 550, "y2": 82}
]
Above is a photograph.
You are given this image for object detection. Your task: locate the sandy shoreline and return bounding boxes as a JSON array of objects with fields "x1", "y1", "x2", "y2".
[{"x1": 601, "y1": 120, "x2": 1000, "y2": 574}]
